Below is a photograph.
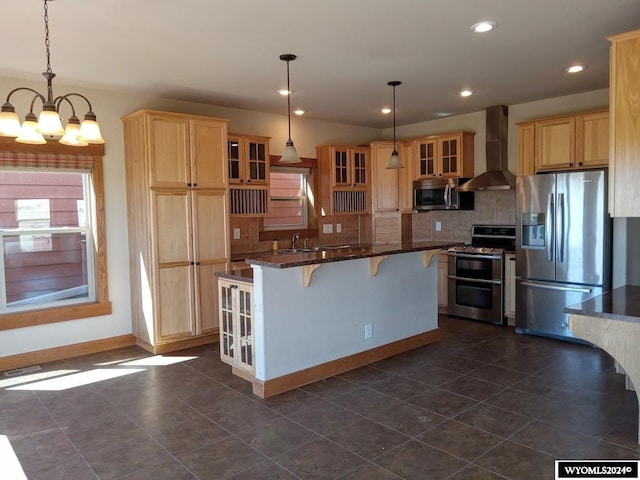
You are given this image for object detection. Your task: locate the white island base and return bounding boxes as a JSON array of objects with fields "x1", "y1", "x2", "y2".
[{"x1": 248, "y1": 249, "x2": 442, "y2": 398}]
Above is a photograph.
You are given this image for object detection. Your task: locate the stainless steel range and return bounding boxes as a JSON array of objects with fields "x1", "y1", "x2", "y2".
[{"x1": 447, "y1": 225, "x2": 515, "y2": 324}]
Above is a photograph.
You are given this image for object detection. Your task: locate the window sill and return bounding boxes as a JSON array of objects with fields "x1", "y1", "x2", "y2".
[{"x1": 0, "y1": 301, "x2": 112, "y2": 331}]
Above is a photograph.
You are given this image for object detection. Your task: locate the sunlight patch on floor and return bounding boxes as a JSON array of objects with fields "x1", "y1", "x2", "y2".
[
  {"x1": 0, "y1": 435, "x2": 27, "y2": 480},
  {"x1": 120, "y1": 355, "x2": 198, "y2": 366},
  {"x1": 7, "y1": 368, "x2": 145, "y2": 391},
  {"x1": 0, "y1": 370, "x2": 79, "y2": 389}
]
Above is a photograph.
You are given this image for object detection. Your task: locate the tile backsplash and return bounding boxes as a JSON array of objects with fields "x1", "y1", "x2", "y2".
[{"x1": 412, "y1": 189, "x2": 516, "y2": 243}]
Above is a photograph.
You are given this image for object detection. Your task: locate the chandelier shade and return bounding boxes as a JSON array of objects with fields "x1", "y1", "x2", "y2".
[{"x1": 0, "y1": 0, "x2": 104, "y2": 147}]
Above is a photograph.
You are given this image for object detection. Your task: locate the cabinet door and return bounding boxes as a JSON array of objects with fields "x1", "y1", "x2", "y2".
[
  {"x1": 578, "y1": 112, "x2": 609, "y2": 168},
  {"x1": 399, "y1": 141, "x2": 415, "y2": 212},
  {"x1": 373, "y1": 212, "x2": 401, "y2": 245},
  {"x1": 439, "y1": 135, "x2": 460, "y2": 177},
  {"x1": 417, "y1": 138, "x2": 437, "y2": 178},
  {"x1": 192, "y1": 190, "x2": 229, "y2": 335},
  {"x1": 333, "y1": 148, "x2": 350, "y2": 186},
  {"x1": 153, "y1": 191, "x2": 195, "y2": 339},
  {"x1": 535, "y1": 118, "x2": 575, "y2": 171},
  {"x1": 236, "y1": 283, "x2": 255, "y2": 373},
  {"x1": 371, "y1": 143, "x2": 399, "y2": 212},
  {"x1": 190, "y1": 119, "x2": 227, "y2": 189},
  {"x1": 148, "y1": 114, "x2": 189, "y2": 187},
  {"x1": 218, "y1": 279, "x2": 235, "y2": 365},
  {"x1": 246, "y1": 138, "x2": 269, "y2": 184},
  {"x1": 351, "y1": 148, "x2": 369, "y2": 187},
  {"x1": 227, "y1": 135, "x2": 244, "y2": 184},
  {"x1": 518, "y1": 123, "x2": 536, "y2": 176}
]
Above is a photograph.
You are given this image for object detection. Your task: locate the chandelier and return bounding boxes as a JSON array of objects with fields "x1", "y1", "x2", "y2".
[
  {"x1": 278, "y1": 54, "x2": 301, "y2": 163},
  {"x1": 0, "y1": 0, "x2": 104, "y2": 146}
]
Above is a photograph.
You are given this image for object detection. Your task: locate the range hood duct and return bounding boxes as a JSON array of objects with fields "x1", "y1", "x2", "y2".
[{"x1": 457, "y1": 105, "x2": 515, "y2": 191}]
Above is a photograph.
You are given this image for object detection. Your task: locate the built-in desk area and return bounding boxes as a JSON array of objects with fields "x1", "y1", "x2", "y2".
[{"x1": 565, "y1": 286, "x2": 640, "y2": 443}]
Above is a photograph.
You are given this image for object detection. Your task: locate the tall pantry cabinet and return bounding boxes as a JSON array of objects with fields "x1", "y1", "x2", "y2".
[{"x1": 122, "y1": 110, "x2": 230, "y2": 353}]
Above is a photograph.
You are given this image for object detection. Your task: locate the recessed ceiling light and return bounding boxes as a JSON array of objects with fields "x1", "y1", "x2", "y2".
[
  {"x1": 381, "y1": 107, "x2": 392, "y2": 114},
  {"x1": 458, "y1": 89, "x2": 473, "y2": 97},
  {"x1": 470, "y1": 22, "x2": 497, "y2": 33},
  {"x1": 565, "y1": 65, "x2": 585, "y2": 74},
  {"x1": 294, "y1": 109, "x2": 305, "y2": 116},
  {"x1": 278, "y1": 89, "x2": 290, "y2": 96}
]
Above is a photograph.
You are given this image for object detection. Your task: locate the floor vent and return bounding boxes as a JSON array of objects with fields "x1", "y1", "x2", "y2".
[{"x1": 4, "y1": 365, "x2": 41, "y2": 377}]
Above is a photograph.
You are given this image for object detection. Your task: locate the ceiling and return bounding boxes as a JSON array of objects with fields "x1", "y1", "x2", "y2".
[{"x1": 1, "y1": 0, "x2": 639, "y2": 129}]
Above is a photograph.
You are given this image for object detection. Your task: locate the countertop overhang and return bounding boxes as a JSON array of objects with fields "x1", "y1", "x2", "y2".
[
  {"x1": 564, "y1": 285, "x2": 640, "y2": 324},
  {"x1": 243, "y1": 241, "x2": 460, "y2": 269}
]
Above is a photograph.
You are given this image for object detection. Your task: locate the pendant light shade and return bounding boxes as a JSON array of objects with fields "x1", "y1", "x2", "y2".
[
  {"x1": 386, "y1": 81, "x2": 404, "y2": 169},
  {"x1": 279, "y1": 54, "x2": 301, "y2": 164}
]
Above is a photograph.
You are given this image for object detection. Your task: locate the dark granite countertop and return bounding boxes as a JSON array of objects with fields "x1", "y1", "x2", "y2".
[
  {"x1": 243, "y1": 241, "x2": 461, "y2": 269},
  {"x1": 216, "y1": 268, "x2": 254, "y2": 283},
  {"x1": 564, "y1": 285, "x2": 640, "y2": 324}
]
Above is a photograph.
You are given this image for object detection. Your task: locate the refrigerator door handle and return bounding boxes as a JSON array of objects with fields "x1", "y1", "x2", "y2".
[
  {"x1": 546, "y1": 193, "x2": 555, "y2": 262},
  {"x1": 557, "y1": 193, "x2": 565, "y2": 263},
  {"x1": 521, "y1": 281, "x2": 592, "y2": 294}
]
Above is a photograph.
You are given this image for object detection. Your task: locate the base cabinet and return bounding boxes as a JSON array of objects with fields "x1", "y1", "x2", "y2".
[
  {"x1": 218, "y1": 278, "x2": 255, "y2": 377},
  {"x1": 438, "y1": 253, "x2": 448, "y2": 311}
]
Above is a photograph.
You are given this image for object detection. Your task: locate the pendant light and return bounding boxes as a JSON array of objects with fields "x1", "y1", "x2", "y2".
[
  {"x1": 0, "y1": 0, "x2": 104, "y2": 146},
  {"x1": 279, "y1": 54, "x2": 301, "y2": 163},
  {"x1": 386, "y1": 81, "x2": 404, "y2": 169}
]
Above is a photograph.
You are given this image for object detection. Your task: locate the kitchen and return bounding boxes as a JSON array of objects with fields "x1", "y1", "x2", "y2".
[{"x1": 1, "y1": 1, "x2": 640, "y2": 479}]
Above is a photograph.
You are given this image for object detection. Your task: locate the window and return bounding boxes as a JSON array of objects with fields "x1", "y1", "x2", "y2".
[
  {"x1": 0, "y1": 148, "x2": 110, "y2": 331},
  {"x1": 263, "y1": 167, "x2": 309, "y2": 230}
]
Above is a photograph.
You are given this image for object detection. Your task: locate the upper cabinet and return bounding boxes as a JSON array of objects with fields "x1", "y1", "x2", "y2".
[
  {"x1": 608, "y1": 29, "x2": 640, "y2": 217},
  {"x1": 144, "y1": 112, "x2": 228, "y2": 189},
  {"x1": 316, "y1": 144, "x2": 371, "y2": 215},
  {"x1": 517, "y1": 109, "x2": 609, "y2": 175},
  {"x1": 227, "y1": 134, "x2": 270, "y2": 185},
  {"x1": 414, "y1": 131, "x2": 475, "y2": 179},
  {"x1": 370, "y1": 141, "x2": 399, "y2": 212}
]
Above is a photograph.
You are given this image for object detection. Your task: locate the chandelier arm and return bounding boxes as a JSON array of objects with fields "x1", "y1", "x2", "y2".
[
  {"x1": 55, "y1": 93, "x2": 95, "y2": 116},
  {"x1": 5, "y1": 87, "x2": 46, "y2": 106},
  {"x1": 55, "y1": 96, "x2": 78, "y2": 117}
]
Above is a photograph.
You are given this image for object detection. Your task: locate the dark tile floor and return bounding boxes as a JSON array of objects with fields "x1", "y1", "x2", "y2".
[{"x1": 2, "y1": 315, "x2": 639, "y2": 479}]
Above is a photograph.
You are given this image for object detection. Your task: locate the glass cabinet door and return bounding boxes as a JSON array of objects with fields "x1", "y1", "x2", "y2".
[
  {"x1": 351, "y1": 150, "x2": 368, "y2": 186},
  {"x1": 333, "y1": 149, "x2": 349, "y2": 186},
  {"x1": 418, "y1": 139, "x2": 437, "y2": 178},
  {"x1": 247, "y1": 140, "x2": 267, "y2": 182},
  {"x1": 227, "y1": 138, "x2": 242, "y2": 182},
  {"x1": 440, "y1": 137, "x2": 458, "y2": 176}
]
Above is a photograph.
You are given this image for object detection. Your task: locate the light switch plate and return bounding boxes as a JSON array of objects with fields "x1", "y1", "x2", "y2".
[
  {"x1": 336, "y1": 223, "x2": 342, "y2": 233},
  {"x1": 323, "y1": 224, "x2": 333, "y2": 234},
  {"x1": 435, "y1": 221, "x2": 442, "y2": 232},
  {"x1": 233, "y1": 228, "x2": 240, "y2": 239}
]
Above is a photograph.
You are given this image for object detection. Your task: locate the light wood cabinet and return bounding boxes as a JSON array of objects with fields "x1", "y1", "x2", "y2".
[
  {"x1": 414, "y1": 132, "x2": 475, "y2": 179},
  {"x1": 399, "y1": 141, "x2": 416, "y2": 212},
  {"x1": 371, "y1": 141, "x2": 399, "y2": 212},
  {"x1": 504, "y1": 253, "x2": 516, "y2": 324},
  {"x1": 438, "y1": 253, "x2": 448, "y2": 310},
  {"x1": 123, "y1": 109, "x2": 230, "y2": 353},
  {"x1": 218, "y1": 278, "x2": 255, "y2": 378},
  {"x1": 316, "y1": 144, "x2": 371, "y2": 215},
  {"x1": 227, "y1": 134, "x2": 270, "y2": 185},
  {"x1": 608, "y1": 29, "x2": 640, "y2": 217},
  {"x1": 517, "y1": 109, "x2": 609, "y2": 175}
]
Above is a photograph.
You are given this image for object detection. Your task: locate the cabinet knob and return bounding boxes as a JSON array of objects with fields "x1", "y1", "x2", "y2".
[
  {"x1": 231, "y1": 284, "x2": 238, "y2": 289},
  {"x1": 569, "y1": 163, "x2": 574, "y2": 166},
  {"x1": 240, "y1": 179, "x2": 244, "y2": 183},
  {"x1": 187, "y1": 182, "x2": 192, "y2": 187},
  {"x1": 190, "y1": 261, "x2": 195, "y2": 265},
  {"x1": 578, "y1": 162, "x2": 583, "y2": 166},
  {"x1": 193, "y1": 183, "x2": 197, "y2": 187},
  {"x1": 196, "y1": 261, "x2": 200, "y2": 265},
  {"x1": 247, "y1": 179, "x2": 251, "y2": 183}
]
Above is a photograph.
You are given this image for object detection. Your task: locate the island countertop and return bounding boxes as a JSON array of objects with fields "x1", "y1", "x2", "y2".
[
  {"x1": 244, "y1": 241, "x2": 460, "y2": 268},
  {"x1": 565, "y1": 285, "x2": 640, "y2": 324}
]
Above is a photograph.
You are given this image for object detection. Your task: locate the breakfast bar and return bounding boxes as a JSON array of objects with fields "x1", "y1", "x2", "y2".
[{"x1": 218, "y1": 241, "x2": 458, "y2": 397}]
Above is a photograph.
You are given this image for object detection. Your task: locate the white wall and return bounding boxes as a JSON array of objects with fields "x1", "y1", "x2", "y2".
[
  {"x1": 0, "y1": 71, "x2": 624, "y2": 359},
  {"x1": 0, "y1": 74, "x2": 379, "y2": 358}
]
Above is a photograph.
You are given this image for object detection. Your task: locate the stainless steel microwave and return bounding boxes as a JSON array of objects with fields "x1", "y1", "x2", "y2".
[{"x1": 413, "y1": 178, "x2": 475, "y2": 211}]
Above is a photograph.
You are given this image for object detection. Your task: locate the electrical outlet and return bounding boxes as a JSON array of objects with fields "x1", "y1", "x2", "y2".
[
  {"x1": 323, "y1": 223, "x2": 333, "y2": 234},
  {"x1": 233, "y1": 228, "x2": 240, "y2": 239},
  {"x1": 435, "y1": 221, "x2": 442, "y2": 232},
  {"x1": 336, "y1": 223, "x2": 342, "y2": 233},
  {"x1": 364, "y1": 324, "x2": 372, "y2": 339}
]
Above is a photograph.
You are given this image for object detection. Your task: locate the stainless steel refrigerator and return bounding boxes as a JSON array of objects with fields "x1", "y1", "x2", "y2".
[{"x1": 515, "y1": 170, "x2": 611, "y2": 341}]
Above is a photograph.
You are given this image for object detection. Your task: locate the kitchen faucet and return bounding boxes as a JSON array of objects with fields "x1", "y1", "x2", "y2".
[
  {"x1": 303, "y1": 237, "x2": 309, "y2": 249},
  {"x1": 291, "y1": 232, "x2": 300, "y2": 249}
]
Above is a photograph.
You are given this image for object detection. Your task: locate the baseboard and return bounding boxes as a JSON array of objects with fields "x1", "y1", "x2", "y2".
[
  {"x1": 0, "y1": 334, "x2": 137, "y2": 372},
  {"x1": 252, "y1": 328, "x2": 440, "y2": 398}
]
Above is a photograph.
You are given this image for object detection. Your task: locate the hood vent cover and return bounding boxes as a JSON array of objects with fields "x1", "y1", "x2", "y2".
[{"x1": 458, "y1": 105, "x2": 515, "y2": 191}]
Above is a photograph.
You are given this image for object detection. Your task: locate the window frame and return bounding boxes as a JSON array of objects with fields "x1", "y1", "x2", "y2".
[
  {"x1": 0, "y1": 139, "x2": 110, "y2": 331},
  {"x1": 263, "y1": 166, "x2": 310, "y2": 231}
]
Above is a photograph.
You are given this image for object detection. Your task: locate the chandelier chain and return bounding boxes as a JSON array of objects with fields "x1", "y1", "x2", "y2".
[{"x1": 44, "y1": 0, "x2": 52, "y2": 74}]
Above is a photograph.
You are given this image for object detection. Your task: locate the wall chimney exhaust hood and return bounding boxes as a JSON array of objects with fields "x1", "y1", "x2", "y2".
[{"x1": 457, "y1": 105, "x2": 515, "y2": 191}]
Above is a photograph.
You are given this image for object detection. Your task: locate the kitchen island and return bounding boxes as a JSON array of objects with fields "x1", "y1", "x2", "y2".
[
  {"x1": 566, "y1": 286, "x2": 640, "y2": 443},
  {"x1": 219, "y1": 241, "x2": 458, "y2": 398}
]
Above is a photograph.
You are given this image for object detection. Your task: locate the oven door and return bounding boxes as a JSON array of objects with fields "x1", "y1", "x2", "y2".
[{"x1": 447, "y1": 252, "x2": 504, "y2": 324}]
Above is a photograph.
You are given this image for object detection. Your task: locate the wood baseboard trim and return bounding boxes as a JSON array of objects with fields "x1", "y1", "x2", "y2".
[
  {"x1": 252, "y1": 328, "x2": 440, "y2": 398},
  {"x1": 136, "y1": 333, "x2": 220, "y2": 355},
  {"x1": 0, "y1": 334, "x2": 136, "y2": 372}
]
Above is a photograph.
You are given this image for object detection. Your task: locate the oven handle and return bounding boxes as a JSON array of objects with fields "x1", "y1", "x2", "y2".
[
  {"x1": 447, "y1": 252, "x2": 503, "y2": 261},
  {"x1": 448, "y1": 275, "x2": 502, "y2": 285},
  {"x1": 521, "y1": 281, "x2": 591, "y2": 294}
]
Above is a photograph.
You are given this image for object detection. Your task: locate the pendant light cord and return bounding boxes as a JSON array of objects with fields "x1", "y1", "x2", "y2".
[
  {"x1": 392, "y1": 84, "x2": 397, "y2": 151},
  {"x1": 286, "y1": 59, "x2": 292, "y2": 142}
]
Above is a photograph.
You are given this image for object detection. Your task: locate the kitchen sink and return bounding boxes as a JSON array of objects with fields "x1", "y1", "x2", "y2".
[{"x1": 276, "y1": 248, "x2": 315, "y2": 254}]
